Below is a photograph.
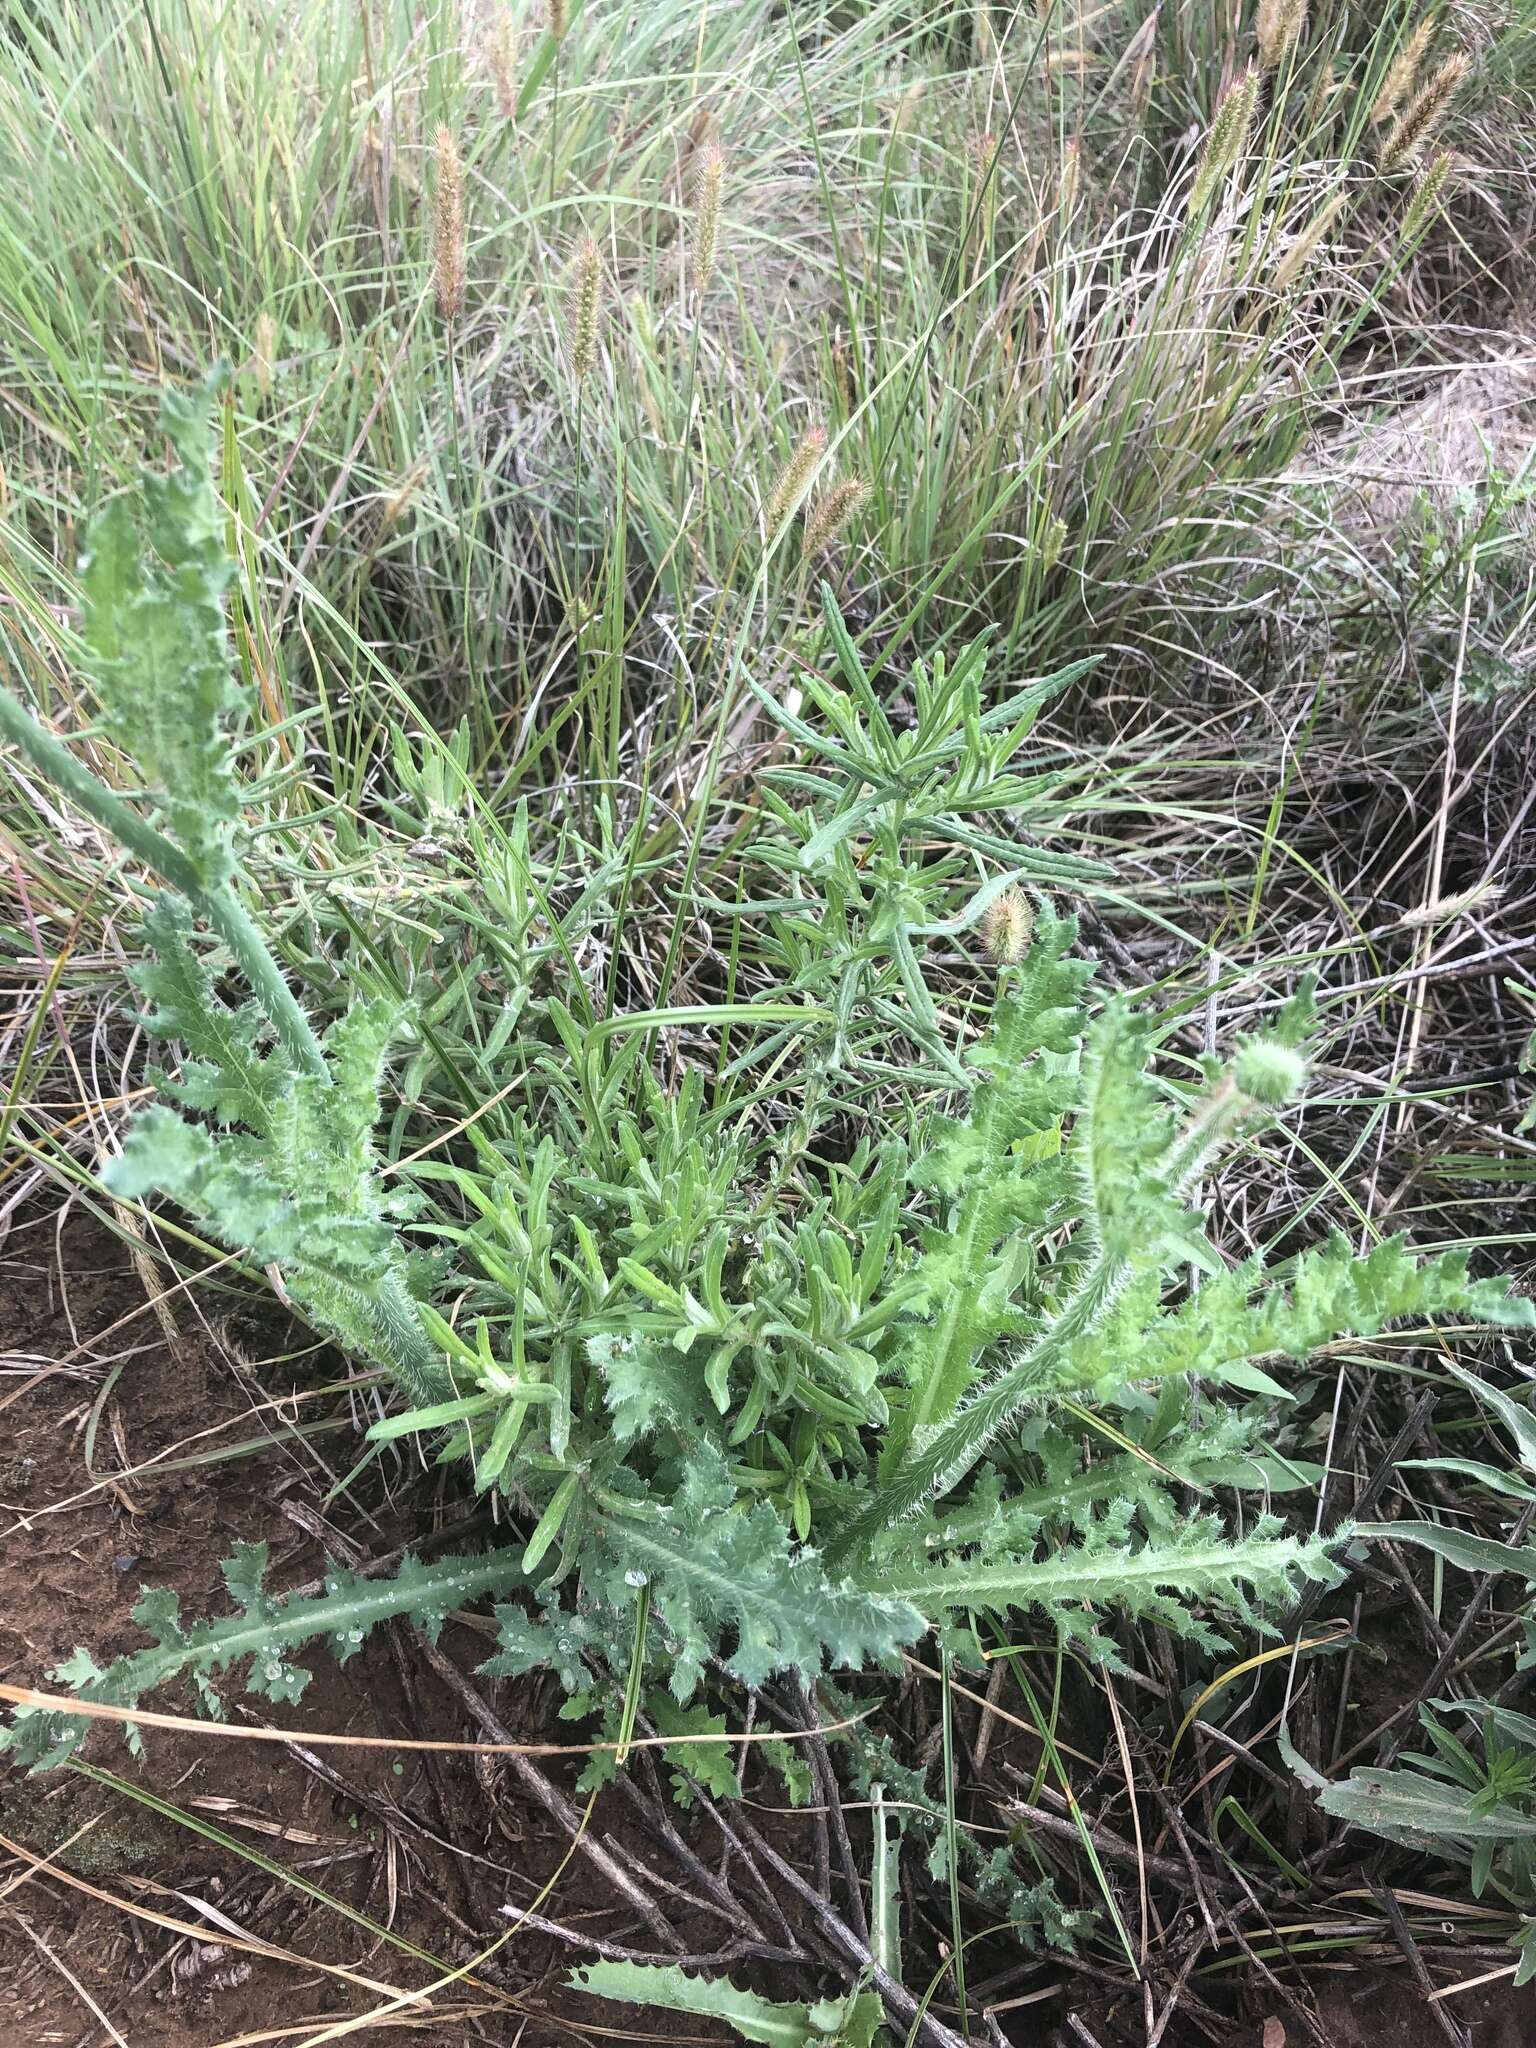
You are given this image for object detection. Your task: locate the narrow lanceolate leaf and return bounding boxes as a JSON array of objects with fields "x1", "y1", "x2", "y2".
[
  {"x1": 0, "y1": 1547, "x2": 526, "y2": 1768},
  {"x1": 1365, "y1": 1520, "x2": 1536, "y2": 1582}
]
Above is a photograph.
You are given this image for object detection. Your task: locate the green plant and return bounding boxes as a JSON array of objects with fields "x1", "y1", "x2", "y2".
[
  {"x1": 0, "y1": 378, "x2": 1530, "y2": 1783},
  {"x1": 0, "y1": 375, "x2": 449, "y2": 1408},
  {"x1": 569, "y1": 1962, "x2": 883, "y2": 2048},
  {"x1": 1310, "y1": 1700, "x2": 1536, "y2": 1988}
]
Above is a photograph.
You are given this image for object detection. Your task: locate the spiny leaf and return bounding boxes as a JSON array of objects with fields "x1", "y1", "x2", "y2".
[
  {"x1": 81, "y1": 370, "x2": 241, "y2": 888},
  {"x1": 592, "y1": 1450, "x2": 923, "y2": 1701},
  {"x1": 569, "y1": 1962, "x2": 881, "y2": 2048},
  {"x1": 868, "y1": 1512, "x2": 1346, "y2": 1655},
  {"x1": 1, "y1": 1549, "x2": 526, "y2": 1768},
  {"x1": 134, "y1": 896, "x2": 276, "y2": 1130}
]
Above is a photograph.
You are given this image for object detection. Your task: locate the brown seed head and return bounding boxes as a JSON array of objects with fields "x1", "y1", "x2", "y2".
[
  {"x1": 488, "y1": 11, "x2": 517, "y2": 120},
  {"x1": 690, "y1": 141, "x2": 726, "y2": 299},
  {"x1": 1255, "y1": 0, "x2": 1307, "y2": 69},
  {"x1": 801, "y1": 477, "x2": 871, "y2": 562},
  {"x1": 546, "y1": 0, "x2": 568, "y2": 42},
  {"x1": 1039, "y1": 514, "x2": 1068, "y2": 576},
  {"x1": 1379, "y1": 50, "x2": 1469, "y2": 173},
  {"x1": 432, "y1": 125, "x2": 466, "y2": 322},
  {"x1": 892, "y1": 79, "x2": 926, "y2": 135},
  {"x1": 1371, "y1": 18, "x2": 1437, "y2": 125},
  {"x1": 252, "y1": 310, "x2": 276, "y2": 404},
  {"x1": 566, "y1": 234, "x2": 603, "y2": 383},
  {"x1": 764, "y1": 424, "x2": 828, "y2": 534},
  {"x1": 1057, "y1": 140, "x2": 1081, "y2": 221}
]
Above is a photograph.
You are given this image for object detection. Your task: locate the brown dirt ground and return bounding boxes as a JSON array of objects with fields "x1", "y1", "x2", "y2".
[
  {"x1": 2, "y1": 1220, "x2": 1533, "y2": 2048},
  {"x1": 0, "y1": 1216, "x2": 639, "y2": 2048}
]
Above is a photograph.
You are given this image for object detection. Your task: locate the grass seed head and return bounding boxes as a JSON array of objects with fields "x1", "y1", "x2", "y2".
[
  {"x1": 1371, "y1": 17, "x2": 1437, "y2": 124},
  {"x1": 252, "y1": 310, "x2": 275, "y2": 404},
  {"x1": 1379, "y1": 51, "x2": 1469, "y2": 173},
  {"x1": 566, "y1": 233, "x2": 603, "y2": 383},
  {"x1": 690, "y1": 141, "x2": 726, "y2": 299},
  {"x1": 1039, "y1": 513, "x2": 1068, "y2": 575},
  {"x1": 1256, "y1": 0, "x2": 1307, "y2": 69},
  {"x1": 432, "y1": 124, "x2": 466, "y2": 322},
  {"x1": 1191, "y1": 68, "x2": 1260, "y2": 213},
  {"x1": 801, "y1": 476, "x2": 871, "y2": 561},
  {"x1": 981, "y1": 886, "x2": 1033, "y2": 966},
  {"x1": 546, "y1": 0, "x2": 568, "y2": 43},
  {"x1": 488, "y1": 11, "x2": 517, "y2": 120},
  {"x1": 764, "y1": 424, "x2": 827, "y2": 534},
  {"x1": 1398, "y1": 146, "x2": 1455, "y2": 243},
  {"x1": 1057, "y1": 139, "x2": 1080, "y2": 222},
  {"x1": 891, "y1": 78, "x2": 925, "y2": 135}
]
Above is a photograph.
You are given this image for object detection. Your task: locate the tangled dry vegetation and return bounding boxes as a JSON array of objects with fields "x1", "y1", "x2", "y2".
[{"x1": 0, "y1": 2, "x2": 1534, "y2": 2045}]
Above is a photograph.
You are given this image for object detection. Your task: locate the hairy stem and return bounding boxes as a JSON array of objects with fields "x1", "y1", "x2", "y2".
[{"x1": 0, "y1": 687, "x2": 328, "y2": 1083}]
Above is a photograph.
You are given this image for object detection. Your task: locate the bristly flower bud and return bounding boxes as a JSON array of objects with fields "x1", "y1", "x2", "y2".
[
  {"x1": 689, "y1": 140, "x2": 726, "y2": 300},
  {"x1": 1255, "y1": 0, "x2": 1307, "y2": 69},
  {"x1": 1190, "y1": 68, "x2": 1260, "y2": 213},
  {"x1": 764, "y1": 424, "x2": 827, "y2": 534},
  {"x1": 566, "y1": 234, "x2": 603, "y2": 384},
  {"x1": 801, "y1": 477, "x2": 871, "y2": 561},
  {"x1": 1234, "y1": 1037, "x2": 1308, "y2": 1107},
  {"x1": 432, "y1": 125, "x2": 466, "y2": 323},
  {"x1": 1378, "y1": 52, "x2": 1469, "y2": 174},
  {"x1": 981, "y1": 886, "x2": 1033, "y2": 966},
  {"x1": 545, "y1": 0, "x2": 568, "y2": 43}
]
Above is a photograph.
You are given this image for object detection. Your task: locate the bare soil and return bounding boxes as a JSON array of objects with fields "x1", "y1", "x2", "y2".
[{"x1": 0, "y1": 1217, "x2": 601, "y2": 2047}]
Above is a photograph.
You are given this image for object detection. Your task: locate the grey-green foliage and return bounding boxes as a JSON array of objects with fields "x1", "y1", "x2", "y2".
[
  {"x1": 2, "y1": 378, "x2": 1533, "y2": 1786},
  {"x1": 2, "y1": 1544, "x2": 525, "y2": 1769},
  {"x1": 0, "y1": 372, "x2": 447, "y2": 1405},
  {"x1": 79, "y1": 378, "x2": 243, "y2": 890},
  {"x1": 1310, "y1": 1700, "x2": 1536, "y2": 1988},
  {"x1": 111, "y1": 900, "x2": 447, "y2": 1404},
  {"x1": 568, "y1": 1962, "x2": 883, "y2": 2048}
]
